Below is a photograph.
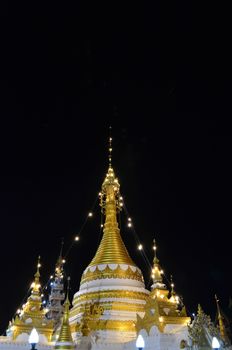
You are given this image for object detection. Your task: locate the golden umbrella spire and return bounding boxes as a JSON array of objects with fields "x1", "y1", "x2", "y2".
[
  {"x1": 89, "y1": 129, "x2": 135, "y2": 266},
  {"x1": 55, "y1": 277, "x2": 74, "y2": 349},
  {"x1": 30, "y1": 256, "x2": 42, "y2": 297},
  {"x1": 151, "y1": 239, "x2": 166, "y2": 289},
  {"x1": 170, "y1": 275, "x2": 175, "y2": 297},
  {"x1": 215, "y1": 294, "x2": 227, "y2": 343}
]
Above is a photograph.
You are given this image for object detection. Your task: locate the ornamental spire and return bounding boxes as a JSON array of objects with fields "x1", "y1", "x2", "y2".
[
  {"x1": 89, "y1": 132, "x2": 135, "y2": 266},
  {"x1": 31, "y1": 256, "x2": 42, "y2": 297},
  {"x1": 9, "y1": 256, "x2": 54, "y2": 341},
  {"x1": 170, "y1": 275, "x2": 175, "y2": 297},
  {"x1": 215, "y1": 294, "x2": 227, "y2": 343},
  {"x1": 151, "y1": 239, "x2": 166, "y2": 290},
  {"x1": 55, "y1": 277, "x2": 74, "y2": 350}
]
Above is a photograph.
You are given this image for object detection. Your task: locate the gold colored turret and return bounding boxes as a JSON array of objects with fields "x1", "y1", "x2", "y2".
[
  {"x1": 79, "y1": 135, "x2": 143, "y2": 286},
  {"x1": 55, "y1": 278, "x2": 74, "y2": 349},
  {"x1": 89, "y1": 134, "x2": 134, "y2": 267},
  {"x1": 136, "y1": 239, "x2": 190, "y2": 334},
  {"x1": 215, "y1": 294, "x2": 228, "y2": 343},
  {"x1": 10, "y1": 257, "x2": 53, "y2": 341},
  {"x1": 151, "y1": 239, "x2": 166, "y2": 290}
]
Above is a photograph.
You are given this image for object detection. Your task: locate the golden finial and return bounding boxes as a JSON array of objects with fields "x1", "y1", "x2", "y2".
[
  {"x1": 108, "y1": 126, "x2": 112, "y2": 167},
  {"x1": 151, "y1": 238, "x2": 165, "y2": 286},
  {"x1": 36, "y1": 255, "x2": 41, "y2": 276},
  {"x1": 31, "y1": 256, "x2": 41, "y2": 295},
  {"x1": 170, "y1": 275, "x2": 175, "y2": 297},
  {"x1": 215, "y1": 294, "x2": 227, "y2": 342},
  {"x1": 89, "y1": 132, "x2": 135, "y2": 267},
  {"x1": 153, "y1": 238, "x2": 158, "y2": 263}
]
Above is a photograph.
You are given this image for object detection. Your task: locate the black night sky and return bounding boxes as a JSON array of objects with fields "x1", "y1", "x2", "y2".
[{"x1": 0, "y1": 1, "x2": 231, "y2": 335}]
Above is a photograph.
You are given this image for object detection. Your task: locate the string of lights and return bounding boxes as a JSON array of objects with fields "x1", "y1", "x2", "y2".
[{"x1": 64, "y1": 194, "x2": 99, "y2": 259}]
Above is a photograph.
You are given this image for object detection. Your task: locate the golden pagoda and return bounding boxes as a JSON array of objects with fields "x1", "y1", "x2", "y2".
[
  {"x1": 136, "y1": 239, "x2": 190, "y2": 334},
  {"x1": 55, "y1": 278, "x2": 75, "y2": 350},
  {"x1": 9, "y1": 256, "x2": 53, "y2": 341},
  {"x1": 70, "y1": 137, "x2": 149, "y2": 342}
]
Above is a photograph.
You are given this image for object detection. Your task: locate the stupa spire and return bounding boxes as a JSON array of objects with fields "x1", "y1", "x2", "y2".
[
  {"x1": 31, "y1": 256, "x2": 42, "y2": 297},
  {"x1": 55, "y1": 277, "x2": 74, "y2": 350},
  {"x1": 151, "y1": 239, "x2": 166, "y2": 290},
  {"x1": 215, "y1": 294, "x2": 227, "y2": 343},
  {"x1": 108, "y1": 125, "x2": 112, "y2": 167},
  {"x1": 170, "y1": 275, "x2": 175, "y2": 297},
  {"x1": 89, "y1": 131, "x2": 135, "y2": 266}
]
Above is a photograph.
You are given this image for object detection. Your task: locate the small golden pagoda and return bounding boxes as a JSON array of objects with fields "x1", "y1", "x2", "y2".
[
  {"x1": 70, "y1": 137, "x2": 149, "y2": 342},
  {"x1": 55, "y1": 278, "x2": 75, "y2": 350},
  {"x1": 136, "y1": 239, "x2": 190, "y2": 334},
  {"x1": 9, "y1": 256, "x2": 53, "y2": 341}
]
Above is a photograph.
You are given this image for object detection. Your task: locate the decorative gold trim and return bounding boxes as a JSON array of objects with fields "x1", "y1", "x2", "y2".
[
  {"x1": 72, "y1": 290, "x2": 148, "y2": 308},
  {"x1": 81, "y1": 265, "x2": 143, "y2": 285},
  {"x1": 71, "y1": 319, "x2": 136, "y2": 333},
  {"x1": 72, "y1": 301, "x2": 145, "y2": 316}
]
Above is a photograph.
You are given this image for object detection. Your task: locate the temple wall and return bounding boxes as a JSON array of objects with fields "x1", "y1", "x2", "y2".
[{"x1": 0, "y1": 337, "x2": 53, "y2": 350}]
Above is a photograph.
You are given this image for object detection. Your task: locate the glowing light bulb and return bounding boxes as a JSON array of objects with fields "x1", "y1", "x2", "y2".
[
  {"x1": 98, "y1": 192, "x2": 102, "y2": 196},
  {"x1": 17, "y1": 309, "x2": 21, "y2": 314},
  {"x1": 128, "y1": 222, "x2": 132, "y2": 227},
  {"x1": 212, "y1": 337, "x2": 220, "y2": 349},
  {"x1": 62, "y1": 259, "x2": 66, "y2": 263},
  {"x1": 153, "y1": 245, "x2": 157, "y2": 250},
  {"x1": 159, "y1": 316, "x2": 163, "y2": 322},
  {"x1": 88, "y1": 212, "x2": 93, "y2": 217},
  {"x1": 29, "y1": 328, "x2": 39, "y2": 345},
  {"x1": 138, "y1": 244, "x2": 143, "y2": 250},
  {"x1": 75, "y1": 236, "x2": 79, "y2": 241},
  {"x1": 136, "y1": 335, "x2": 145, "y2": 349},
  {"x1": 160, "y1": 270, "x2": 164, "y2": 274},
  {"x1": 128, "y1": 217, "x2": 132, "y2": 221}
]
